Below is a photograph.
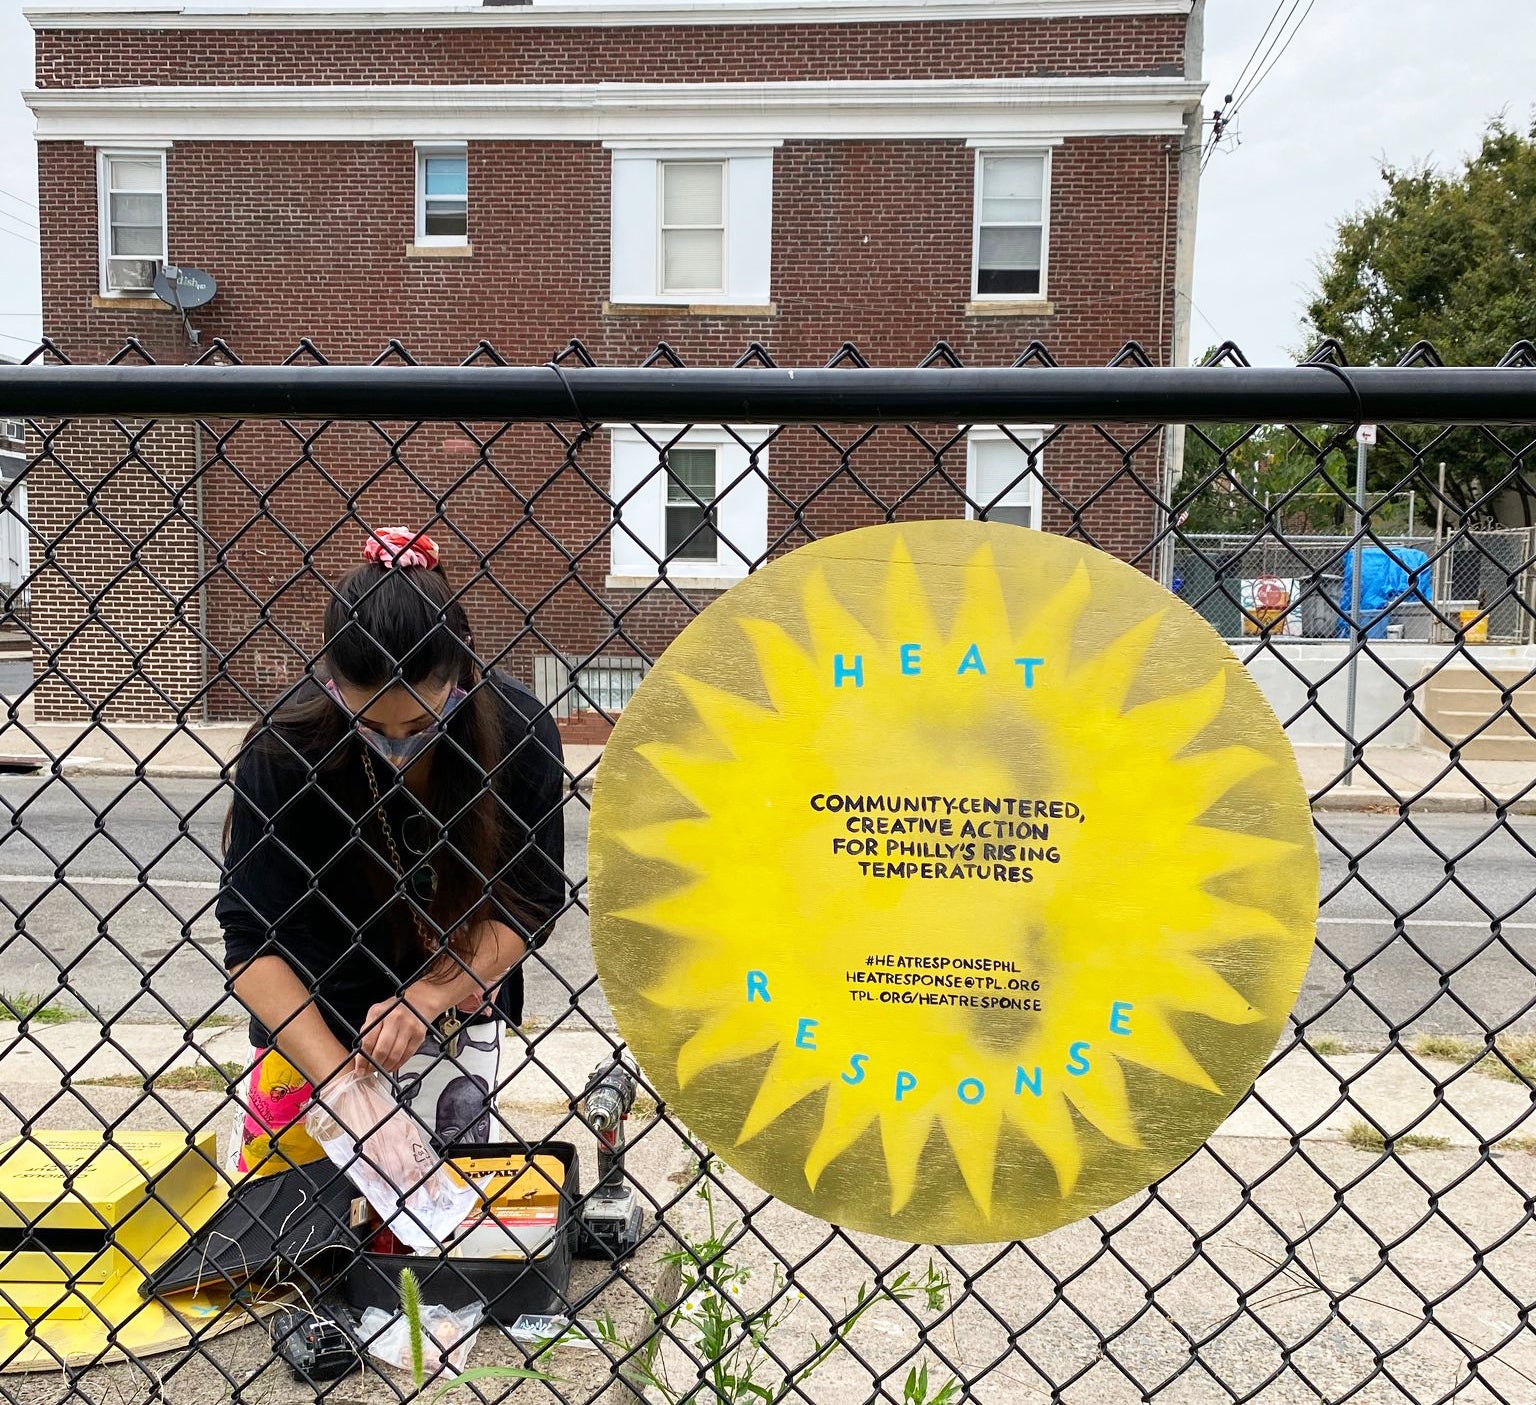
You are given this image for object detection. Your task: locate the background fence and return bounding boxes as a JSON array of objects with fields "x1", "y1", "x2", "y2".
[
  {"x1": 1173, "y1": 530, "x2": 1536, "y2": 644},
  {"x1": 0, "y1": 344, "x2": 1532, "y2": 1405}
]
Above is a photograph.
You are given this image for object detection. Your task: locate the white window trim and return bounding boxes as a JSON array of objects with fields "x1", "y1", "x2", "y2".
[
  {"x1": 33, "y1": 81, "x2": 1205, "y2": 144},
  {"x1": 970, "y1": 147, "x2": 1051, "y2": 303},
  {"x1": 965, "y1": 426, "x2": 1048, "y2": 530},
  {"x1": 607, "y1": 424, "x2": 773, "y2": 584},
  {"x1": 414, "y1": 142, "x2": 468, "y2": 247},
  {"x1": 657, "y1": 159, "x2": 728, "y2": 299},
  {"x1": 96, "y1": 147, "x2": 167, "y2": 298},
  {"x1": 610, "y1": 146, "x2": 773, "y2": 307},
  {"x1": 605, "y1": 141, "x2": 785, "y2": 153}
]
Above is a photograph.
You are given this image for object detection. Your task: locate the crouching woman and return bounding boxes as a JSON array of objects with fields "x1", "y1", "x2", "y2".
[{"x1": 218, "y1": 528, "x2": 566, "y2": 1174}]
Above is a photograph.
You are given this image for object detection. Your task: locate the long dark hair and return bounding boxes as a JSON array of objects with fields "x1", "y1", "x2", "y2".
[{"x1": 230, "y1": 546, "x2": 519, "y2": 982}]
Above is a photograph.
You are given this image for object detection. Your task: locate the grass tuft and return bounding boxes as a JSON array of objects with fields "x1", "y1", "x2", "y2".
[
  {"x1": 0, "y1": 991, "x2": 80, "y2": 1025},
  {"x1": 1410, "y1": 1033, "x2": 1536, "y2": 1085},
  {"x1": 83, "y1": 1061, "x2": 243, "y2": 1092},
  {"x1": 1343, "y1": 1121, "x2": 1385, "y2": 1152},
  {"x1": 1496, "y1": 1135, "x2": 1536, "y2": 1156},
  {"x1": 1413, "y1": 1033, "x2": 1478, "y2": 1063},
  {"x1": 1306, "y1": 1036, "x2": 1352, "y2": 1057},
  {"x1": 1343, "y1": 1119, "x2": 1450, "y2": 1154},
  {"x1": 1475, "y1": 1036, "x2": 1536, "y2": 1086}
]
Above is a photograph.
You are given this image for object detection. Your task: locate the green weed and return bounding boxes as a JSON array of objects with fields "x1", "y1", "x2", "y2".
[{"x1": 0, "y1": 992, "x2": 80, "y2": 1025}]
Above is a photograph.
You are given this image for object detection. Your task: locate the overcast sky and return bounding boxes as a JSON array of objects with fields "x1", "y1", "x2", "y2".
[{"x1": 0, "y1": 2, "x2": 1532, "y2": 365}]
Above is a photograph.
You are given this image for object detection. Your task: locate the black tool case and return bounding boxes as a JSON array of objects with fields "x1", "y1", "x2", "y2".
[{"x1": 342, "y1": 1140, "x2": 581, "y2": 1323}]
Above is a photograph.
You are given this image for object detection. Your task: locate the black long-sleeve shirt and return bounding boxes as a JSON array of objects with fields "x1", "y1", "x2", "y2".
[{"x1": 218, "y1": 671, "x2": 566, "y2": 1048}]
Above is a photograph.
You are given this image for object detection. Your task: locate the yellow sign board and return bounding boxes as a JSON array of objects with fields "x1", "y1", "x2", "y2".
[{"x1": 590, "y1": 522, "x2": 1317, "y2": 1244}]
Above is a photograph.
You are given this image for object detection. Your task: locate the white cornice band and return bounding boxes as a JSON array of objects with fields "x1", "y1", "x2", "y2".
[
  {"x1": 26, "y1": 0, "x2": 1195, "y2": 31},
  {"x1": 26, "y1": 78, "x2": 1206, "y2": 143}
]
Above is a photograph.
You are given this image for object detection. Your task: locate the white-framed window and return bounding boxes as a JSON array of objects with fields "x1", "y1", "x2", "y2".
[
  {"x1": 664, "y1": 445, "x2": 721, "y2": 559},
  {"x1": 608, "y1": 426, "x2": 772, "y2": 585},
  {"x1": 97, "y1": 150, "x2": 167, "y2": 295},
  {"x1": 609, "y1": 147, "x2": 774, "y2": 305},
  {"x1": 972, "y1": 150, "x2": 1049, "y2": 300},
  {"x1": 415, "y1": 144, "x2": 468, "y2": 244},
  {"x1": 659, "y1": 162, "x2": 726, "y2": 296},
  {"x1": 966, "y1": 428, "x2": 1046, "y2": 529}
]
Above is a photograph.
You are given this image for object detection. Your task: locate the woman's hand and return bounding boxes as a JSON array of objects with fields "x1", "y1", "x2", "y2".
[
  {"x1": 356, "y1": 981, "x2": 454, "y2": 1076},
  {"x1": 354, "y1": 920, "x2": 527, "y2": 1076},
  {"x1": 309, "y1": 1072, "x2": 434, "y2": 1191}
]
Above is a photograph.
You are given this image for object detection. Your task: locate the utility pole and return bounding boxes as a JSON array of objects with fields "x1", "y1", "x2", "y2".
[
  {"x1": 1433, "y1": 460, "x2": 1447, "y2": 613},
  {"x1": 1342, "y1": 427, "x2": 1373, "y2": 786}
]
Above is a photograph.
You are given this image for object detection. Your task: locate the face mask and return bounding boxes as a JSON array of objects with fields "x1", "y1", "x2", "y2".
[{"x1": 326, "y1": 680, "x2": 467, "y2": 769}]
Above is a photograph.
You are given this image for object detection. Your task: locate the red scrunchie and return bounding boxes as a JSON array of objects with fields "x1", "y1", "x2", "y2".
[{"x1": 363, "y1": 527, "x2": 439, "y2": 571}]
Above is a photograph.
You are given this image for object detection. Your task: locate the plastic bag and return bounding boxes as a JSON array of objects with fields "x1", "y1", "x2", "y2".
[
  {"x1": 507, "y1": 1313, "x2": 600, "y2": 1351},
  {"x1": 358, "y1": 1303, "x2": 482, "y2": 1378},
  {"x1": 305, "y1": 1070, "x2": 476, "y2": 1253}
]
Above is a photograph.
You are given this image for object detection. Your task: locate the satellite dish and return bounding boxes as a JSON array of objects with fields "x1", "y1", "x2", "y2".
[{"x1": 153, "y1": 265, "x2": 217, "y2": 311}]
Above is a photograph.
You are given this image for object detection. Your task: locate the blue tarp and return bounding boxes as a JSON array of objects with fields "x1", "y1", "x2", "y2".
[{"x1": 1336, "y1": 546, "x2": 1432, "y2": 638}]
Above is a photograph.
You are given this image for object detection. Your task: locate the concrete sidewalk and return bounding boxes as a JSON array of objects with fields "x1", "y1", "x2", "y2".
[
  {"x1": 1295, "y1": 743, "x2": 1536, "y2": 814},
  {"x1": 0, "y1": 1017, "x2": 628, "y2": 1158},
  {"x1": 1, "y1": 709, "x2": 1531, "y2": 812},
  {"x1": 2, "y1": 1019, "x2": 1532, "y2": 1402},
  {"x1": 3, "y1": 1016, "x2": 1529, "y2": 1161}
]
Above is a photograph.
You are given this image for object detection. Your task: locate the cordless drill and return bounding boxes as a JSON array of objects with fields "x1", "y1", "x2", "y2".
[{"x1": 575, "y1": 1059, "x2": 643, "y2": 1260}]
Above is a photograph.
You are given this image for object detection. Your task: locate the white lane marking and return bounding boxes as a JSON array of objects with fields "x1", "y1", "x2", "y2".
[
  {"x1": 1318, "y1": 916, "x2": 1536, "y2": 931},
  {"x1": 0, "y1": 872, "x2": 219, "y2": 891}
]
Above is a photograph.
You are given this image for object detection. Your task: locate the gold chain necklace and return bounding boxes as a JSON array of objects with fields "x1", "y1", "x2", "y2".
[{"x1": 360, "y1": 747, "x2": 464, "y2": 1056}]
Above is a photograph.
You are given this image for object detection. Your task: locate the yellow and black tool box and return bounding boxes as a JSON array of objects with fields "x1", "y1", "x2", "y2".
[{"x1": 342, "y1": 1141, "x2": 580, "y2": 1323}]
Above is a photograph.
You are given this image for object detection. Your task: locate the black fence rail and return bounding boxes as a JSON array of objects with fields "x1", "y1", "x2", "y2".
[{"x1": 0, "y1": 341, "x2": 1530, "y2": 1405}]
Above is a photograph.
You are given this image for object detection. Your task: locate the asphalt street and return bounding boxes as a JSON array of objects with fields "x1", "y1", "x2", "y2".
[
  {"x1": 0, "y1": 774, "x2": 599, "y2": 1032},
  {"x1": 0, "y1": 775, "x2": 1530, "y2": 1041},
  {"x1": 1308, "y1": 811, "x2": 1536, "y2": 1036}
]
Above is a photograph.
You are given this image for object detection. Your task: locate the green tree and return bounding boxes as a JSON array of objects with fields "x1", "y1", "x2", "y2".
[
  {"x1": 1177, "y1": 420, "x2": 1359, "y2": 536},
  {"x1": 1174, "y1": 354, "x2": 1385, "y2": 538},
  {"x1": 1302, "y1": 117, "x2": 1536, "y2": 523}
]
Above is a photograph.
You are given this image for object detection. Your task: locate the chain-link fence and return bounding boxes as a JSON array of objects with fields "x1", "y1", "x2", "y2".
[{"x1": 0, "y1": 342, "x2": 1532, "y2": 1405}]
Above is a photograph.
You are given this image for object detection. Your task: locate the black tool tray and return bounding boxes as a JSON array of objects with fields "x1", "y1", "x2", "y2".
[{"x1": 342, "y1": 1140, "x2": 580, "y2": 1324}]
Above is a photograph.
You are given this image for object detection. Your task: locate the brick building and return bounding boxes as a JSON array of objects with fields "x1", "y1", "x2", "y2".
[{"x1": 23, "y1": 0, "x2": 1206, "y2": 727}]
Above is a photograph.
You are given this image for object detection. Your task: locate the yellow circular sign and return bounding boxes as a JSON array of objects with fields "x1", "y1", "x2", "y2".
[{"x1": 590, "y1": 522, "x2": 1316, "y2": 1243}]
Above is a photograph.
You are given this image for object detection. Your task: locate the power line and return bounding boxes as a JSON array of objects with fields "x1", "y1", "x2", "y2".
[
  {"x1": 0, "y1": 189, "x2": 38, "y2": 212},
  {"x1": 1227, "y1": 0, "x2": 1308, "y2": 112},
  {"x1": 0, "y1": 225, "x2": 37, "y2": 247},
  {"x1": 1224, "y1": 1, "x2": 1289, "y2": 105},
  {"x1": 1175, "y1": 287, "x2": 1221, "y2": 342},
  {"x1": 1203, "y1": 0, "x2": 1317, "y2": 169},
  {"x1": 1226, "y1": 0, "x2": 1317, "y2": 122},
  {"x1": 0, "y1": 206, "x2": 38, "y2": 237},
  {"x1": 1201, "y1": 1, "x2": 1295, "y2": 166}
]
